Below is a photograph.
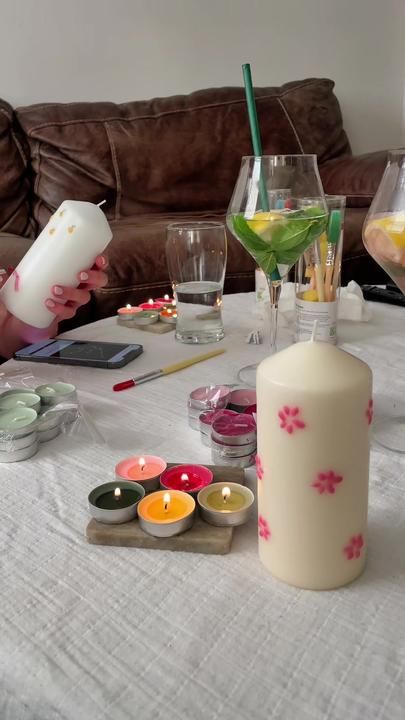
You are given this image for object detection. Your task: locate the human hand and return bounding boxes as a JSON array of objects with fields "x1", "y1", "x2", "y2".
[{"x1": 45, "y1": 254, "x2": 108, "y2": 322}]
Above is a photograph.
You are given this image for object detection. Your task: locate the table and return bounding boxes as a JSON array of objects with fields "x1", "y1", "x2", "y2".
[{"x1": 1, "y1": 293, "x2": 405, "y2": 720}]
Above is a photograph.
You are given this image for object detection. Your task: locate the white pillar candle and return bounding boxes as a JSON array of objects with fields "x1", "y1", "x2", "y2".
[
  {"x1": 1, "y1": 201, "x2": 112, "y2": 328},
  {"x1": 256, "y1": 340, "x2": 372, "y2": 590}
]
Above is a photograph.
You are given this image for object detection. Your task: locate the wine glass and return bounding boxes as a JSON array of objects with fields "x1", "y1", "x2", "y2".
[
  {"x1": 362, "y1": 149, "x2": 405, "y2": 451},
  {"x1": 227, "y1": 155, "x2": 328, "y2": 385}
]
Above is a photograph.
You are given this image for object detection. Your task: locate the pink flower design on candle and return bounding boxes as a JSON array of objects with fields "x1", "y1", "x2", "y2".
[
  {"x1": 343, "y1": 534, "x2": 364, "y2": 560},
  {"x1": 366, "y1": 399, "x2": 373, "y2": 426},
  {"x1": 312, "y1": 470, "x2": 343, "y2": 495},
  {"x1": 255, "y1": 454, "x2": 264, "y2": 480},
  {"x1": 258, "y1": 515, "x2": 271, "y2": 541},
  {"x1": 278, "y1": 406, "x2": 306, "y2": 434}
]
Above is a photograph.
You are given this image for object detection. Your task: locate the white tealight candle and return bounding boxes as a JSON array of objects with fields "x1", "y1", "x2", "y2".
[
  {"x1": 1, "y1": 200, "x2": 112, "y2": 328},
  {"x1": 256, "y1": 340, "x2": 372, "y2": 590}
]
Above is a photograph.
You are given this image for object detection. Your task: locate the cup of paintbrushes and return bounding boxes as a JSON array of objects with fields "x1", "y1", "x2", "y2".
[{"x1": 294, "y1": 195, "x2": 346, "y2": 344}]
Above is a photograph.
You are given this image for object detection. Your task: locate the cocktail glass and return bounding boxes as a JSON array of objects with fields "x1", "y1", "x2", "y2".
[{"x1": 227, "y1": 155, "x2": 327, "y2": 385}]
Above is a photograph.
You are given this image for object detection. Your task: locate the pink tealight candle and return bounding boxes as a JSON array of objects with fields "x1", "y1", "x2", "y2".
[
  {"x1": 188, "y1": 384, "x2": 230, "y2": 411},
  {"x1": 160, "y1": 464, "x2": 213, "y2": 495},
  {"x1": 115, "y1": 455, "x2": 167, "y2": 493},
  {"x1": 211, "y1": 413, "x2": 257, "y2": 446},
  {"x1": 117, "y1": 304, "x2": 142, "y2": 316},
  {"x1": 228, "y1": 388, "x2": 257, "y2": 413},
  {"x1": 199, "y1": 408, "x2": 238, "y2": 432},
  {"x1": 139, "y1": 298, "x2": 165, "y2": 310}
]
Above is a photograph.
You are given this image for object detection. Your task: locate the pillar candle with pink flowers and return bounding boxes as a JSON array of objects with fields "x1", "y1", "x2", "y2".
[{"x1": 256, "y1": 340, "x2": 372, "y2": 590}]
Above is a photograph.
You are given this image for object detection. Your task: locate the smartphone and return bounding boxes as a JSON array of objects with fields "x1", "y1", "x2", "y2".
[{"x1": 14, "y1": 339, "x2": 143, "y2": 369}]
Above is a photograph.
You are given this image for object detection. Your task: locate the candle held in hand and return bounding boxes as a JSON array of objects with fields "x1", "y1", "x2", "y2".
[{"x1": 1, "y1": 200, "x2": 112, "y2": 328}]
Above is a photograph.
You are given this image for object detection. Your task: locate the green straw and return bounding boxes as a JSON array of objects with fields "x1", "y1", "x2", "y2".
[{"x1": 242, "y1": 63, "x2": 280, "y2": 282}]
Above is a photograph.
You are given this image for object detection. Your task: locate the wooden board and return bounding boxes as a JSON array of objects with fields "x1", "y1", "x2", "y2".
[
  {"x1": 86, "y1": 465, "x2": 245, "y2": 554},
  {"x1": 87, "y1": 515, "x2": 233, "y2": 554},
  {"x1": 117, "y1": 318, "x2": 174, "y2": 334}
]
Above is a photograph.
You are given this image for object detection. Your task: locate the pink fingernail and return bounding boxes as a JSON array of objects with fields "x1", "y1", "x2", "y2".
[
  {"x1": 46, "y1": 299, "x2": 55, "y2": 308},
  {"x1": 53, "y1": 286, "x2": 63, "y2": 296},
  {"x1": 80, "y1": 272, "x2": 89, "y2": 281}
]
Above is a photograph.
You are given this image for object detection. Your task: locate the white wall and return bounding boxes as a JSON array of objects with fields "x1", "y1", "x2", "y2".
[{"x1": 1, "y1": 0, "x2": 404, "y2": 154}]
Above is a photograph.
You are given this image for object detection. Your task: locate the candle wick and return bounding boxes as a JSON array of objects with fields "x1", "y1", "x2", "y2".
[
  {"x1": 311, "y1": 320, "x2": 319, "y2": 342},
  {"x1": 164, "y1": 503, "x2": 168, "y2": 512},
  {"x1": 97, "y1": 200, "x2": 106, "y2": 208}
]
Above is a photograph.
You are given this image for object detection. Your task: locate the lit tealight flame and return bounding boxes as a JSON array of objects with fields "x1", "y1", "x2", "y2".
[
  {"x1": 167, "y1": 308, "x2": 172, "y2": 315},
  {"x1": 164, "y1": 294, "x2": 170, "y2": 301},
  {"x1": 114, "y1": 487, "x2": 121, "y2": 500},
  {"x1": 222, "y1": 486, "x2": 231, "y2": 504},
  {"x1": 180, "y1": 473, "x2": 189, "y2": 486},
  {"x1": 163, "y1": 492, "x2": 171, "y2": 512},
  {"x1": 126, "y1": 303, "x2": 132, "y2": 309},
  {"x1": 139, "y1": 457, "x2": 146, "y2": 472},
  {"x1": 172, "y1": 300, "x2": 176, "y2": 307},
  {"x1": 148, "y1": 298, "x2": 154, "y2": 304}
]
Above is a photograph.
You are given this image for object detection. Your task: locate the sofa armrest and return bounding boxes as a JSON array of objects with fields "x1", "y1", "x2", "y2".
[{"x1": 319, "y1": 151, "x2": 388, "y2": 208}]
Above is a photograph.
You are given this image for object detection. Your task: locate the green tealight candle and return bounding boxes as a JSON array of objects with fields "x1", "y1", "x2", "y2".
[
  {"x1": 206, "y1": 487, "x2": 246, "y2": 512},
  {"x1": 96, "y1": 488, "x2": 141, "y2": 510}
]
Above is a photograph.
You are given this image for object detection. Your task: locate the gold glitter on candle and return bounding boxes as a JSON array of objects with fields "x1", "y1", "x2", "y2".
[
  {"x1": 49, "y1": 228, "x2": 55, "y2": 235},
  {"x1": 59, "y1": 210, "x2": 65, "y2": 217},
  {"x1": 68, "y1": 225, "x2": 76, "y2": 234}
]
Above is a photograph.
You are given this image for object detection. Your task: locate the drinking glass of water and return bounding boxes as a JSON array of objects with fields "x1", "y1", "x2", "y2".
[{"x1": 166, "y1": 222, "x2": 227, "y2": 343}]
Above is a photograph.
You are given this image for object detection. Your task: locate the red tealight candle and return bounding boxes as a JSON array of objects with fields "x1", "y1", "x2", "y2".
[
  {"x1": 139, "y1": 298, "x2": 165, "y2": 310},
  {"x1": 160, "y1": 464, "x2": 213, "y2": 495},
  {"x1": 155, "y1": 294, "x2": 175, "y2": 305}
]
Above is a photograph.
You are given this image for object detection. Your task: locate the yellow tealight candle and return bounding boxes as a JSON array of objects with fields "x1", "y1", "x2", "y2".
[{"x1": 197, "y1": 482, "x2": 254, "y2": 526}]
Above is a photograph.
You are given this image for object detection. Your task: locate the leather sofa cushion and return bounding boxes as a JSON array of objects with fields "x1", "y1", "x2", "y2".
[
  {"x1": 0, "y1": 101, "x2": 33, "y2": 237},
  {"x1": 16, "y1": 79, "x2": 350, "y2": 226}
]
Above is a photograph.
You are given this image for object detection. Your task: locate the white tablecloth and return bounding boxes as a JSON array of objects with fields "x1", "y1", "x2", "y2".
[{"x1": 1, "y1": 294, "x2": 405, "y2": 720}]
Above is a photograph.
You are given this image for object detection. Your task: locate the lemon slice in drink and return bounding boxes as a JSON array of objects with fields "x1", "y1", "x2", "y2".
[
  {"x1": 366, "y1": 213, "x2": 405, "y2": 248},
  {"x1": 245, "y1": 212, "x2": 286, "y2": 240}
]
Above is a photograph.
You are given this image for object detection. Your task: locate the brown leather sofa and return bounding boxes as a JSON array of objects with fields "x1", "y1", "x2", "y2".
[{"x1": 0, "y1": 78, "x2": 388, "y2": 329}]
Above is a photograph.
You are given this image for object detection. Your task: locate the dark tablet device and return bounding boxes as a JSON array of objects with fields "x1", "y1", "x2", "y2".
[{"x1": 14, "y1": 339, "x2": 143, "y2": 369}]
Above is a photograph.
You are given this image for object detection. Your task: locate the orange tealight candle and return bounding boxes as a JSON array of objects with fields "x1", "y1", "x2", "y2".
[
  {"x1": 159, "y1": 307, "x2": 178, "y2": 325},
  {"x1": 138, "y1": 490, "x2": 195, "y2": 537}
]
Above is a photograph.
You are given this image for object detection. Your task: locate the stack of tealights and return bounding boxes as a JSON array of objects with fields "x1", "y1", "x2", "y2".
[
  {"x1": 0, "y1": 382, "x2": 77, "y2": 462},
  {"x1": 88, "y1": 454, "x2": 254, "y2": 536},
  {"x1": 188, "y1": 385, "x2": 257, "y2": 467},
  {"x1": 117, "y1": 296, "x2": 177, "y2": 327}
]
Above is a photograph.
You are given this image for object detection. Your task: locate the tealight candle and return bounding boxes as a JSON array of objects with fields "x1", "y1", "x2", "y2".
[
  {"x1": 138, "y1": 489, "x2": 195, "y2": 537},
  {"x1": 130, "y1": 310, "x2": 159, "y2": 326},
  {"x1": 0, "y1": 390, "x2": 41, "y2": 414},
  {"x1": 199, "y1": 409, "x2": 238, "y2": 447},
  {"x1": 88, "y1": 480, "x2": 145, "y2": 524},
  {"x1": 155, "y1": 294, "x2": 175, "y2": 306},
  {"x1": 211, "y1": 413, "x2": 257, "y2": 446},
  {"x1": 256, "y1": 339, "x2": 372, "y2": 590},
  {"x1": 0, "y1": 407, "x2": 38, "y2": 437},
  {"x1": 115, "y1": 454, "x2": 167, "y2": 493},
  {"x1": 35, "y1": 382, "x2": 77, "y2": 406},
  {"x1": 228, "y1": 388, "x2": 257, "y2": 413},
  {"x1": 160, "y1": 464, "x2": 213, "y2": 495},
  {"x1": 159, "y1": 307, "x2": 177, "y2": 324},
  {"x1": 117, "y1": 304, "x2": 142, "y2": 317},
  {"x1": 139, "y1": 299, "x2": 164, "y2": 310},
  {"x1": 197, "y1": 482, "x2": 254, "y2": 526}
]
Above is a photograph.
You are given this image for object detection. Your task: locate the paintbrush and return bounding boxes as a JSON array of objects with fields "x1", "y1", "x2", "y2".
[{"x1": 113, "y1": 348, "x2": 226, "y2": 391}]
